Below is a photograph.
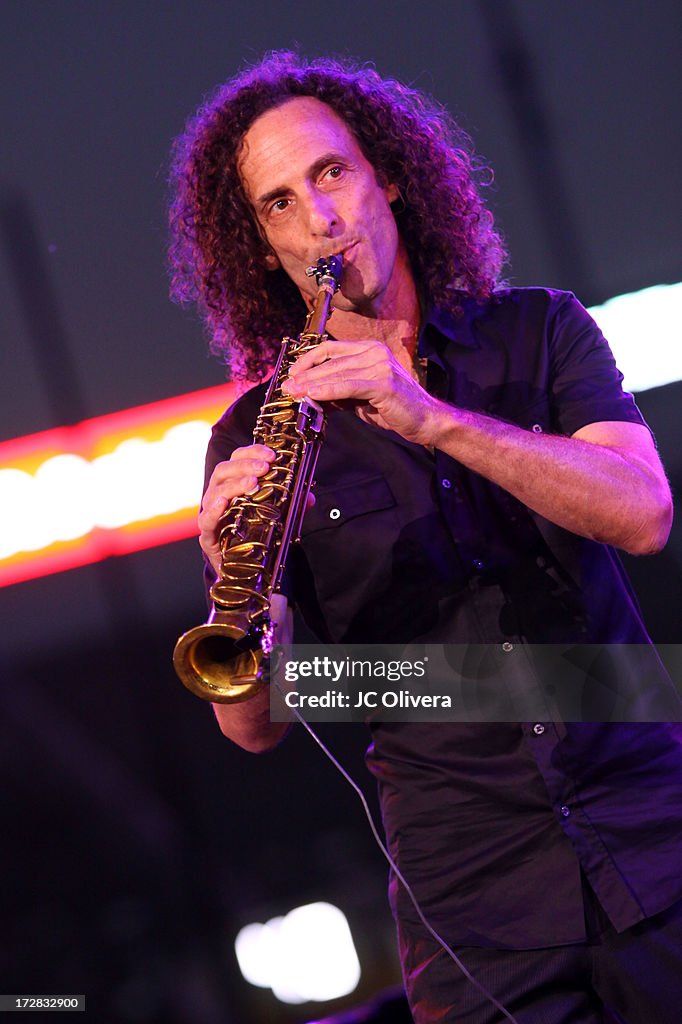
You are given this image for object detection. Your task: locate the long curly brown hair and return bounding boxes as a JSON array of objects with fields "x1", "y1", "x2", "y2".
[{"x1": 168, "y1": 51, "x2": 506, "y2": 380}]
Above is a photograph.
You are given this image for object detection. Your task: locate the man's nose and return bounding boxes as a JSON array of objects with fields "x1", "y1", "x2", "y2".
[{"x1": 304, "y1": 188, "x2": 340, "y2": 236}]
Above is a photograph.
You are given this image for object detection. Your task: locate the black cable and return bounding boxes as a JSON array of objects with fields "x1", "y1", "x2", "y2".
[{"x1": 274, "y1": 683, "x2": 521, "y2": 1024}]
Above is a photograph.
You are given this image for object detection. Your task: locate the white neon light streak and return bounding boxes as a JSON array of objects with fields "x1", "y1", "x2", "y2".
[
  {"x1": 588, "y1": 281, "x2": 682, "y2": 393},
  {"x1": 0, "y1": 420, "x2": 211, "y2": 560}
]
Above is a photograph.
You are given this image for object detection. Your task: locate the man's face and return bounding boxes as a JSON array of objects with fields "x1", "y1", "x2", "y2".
[{"x1": 238, "y1": 96, "x2": 402, "y2": 316}]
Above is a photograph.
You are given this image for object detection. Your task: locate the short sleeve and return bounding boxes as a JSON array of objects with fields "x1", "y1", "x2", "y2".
[{"x1": 548, "y1": 293, "x2": 646, "y2": 437}]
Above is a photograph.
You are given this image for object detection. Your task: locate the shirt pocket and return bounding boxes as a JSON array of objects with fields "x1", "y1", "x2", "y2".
[
  {"x1": 299, "y1": 474, "x2": 400, "y2": 635},
  {"x1": 302, "y1": 473, "x2": 397, "y2": 535}
]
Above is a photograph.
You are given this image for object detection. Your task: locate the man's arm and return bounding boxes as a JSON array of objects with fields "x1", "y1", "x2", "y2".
[
  {"x1": 428, "y1": 410, "x2": 671, "y2": 556},
  {"x1": 282, "y1": 339, "x2": 673, "y2": 556},
  {"x1": 210, "y1": 594, "x2": 293, "y2": 753},
  {"x1": 199, "y1": 444, "x2": 293, "y2": 752}
]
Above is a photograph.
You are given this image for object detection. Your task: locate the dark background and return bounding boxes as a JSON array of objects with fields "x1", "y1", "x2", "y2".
[{"x1": 1, "y1": 3, "x2": 681, "y2": 1022}]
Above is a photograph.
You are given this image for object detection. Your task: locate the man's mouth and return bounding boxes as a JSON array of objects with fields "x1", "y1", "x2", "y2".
[
  {"x1": 337, "y1": 241, "x2": 359, "y2": 262},
  {"x1": 318, "y1": 241, "x2": 358, "y2": 262}
]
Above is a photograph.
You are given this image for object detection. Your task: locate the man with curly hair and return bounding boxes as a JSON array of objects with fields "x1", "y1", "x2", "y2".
[{"x1": 169, "y1": 53, "x2": 682, "y2": 1023}]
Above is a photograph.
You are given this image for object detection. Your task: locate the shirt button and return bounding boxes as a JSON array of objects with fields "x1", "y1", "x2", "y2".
[
  {"x1": 441, "y1": 478, "x2": 452, "y2": 489},
  {"x1": 472, "y1": 558, "x2": 485, "y2": 571},
  {"x1": 329, "y1": 508, "x2": 341, "y2": 520},
  {"x1": 533, "y1": 723, "x2": 545, "y2": 735},
  {"x1": 502, "y1": 642, "x2": 513, "y2": 653},
  {"x1": 560, "y1": 805, "x2": 571, "y2": 818},
  {"x1": 532, "y1": 423, "x2": 543, "y2": 433}
]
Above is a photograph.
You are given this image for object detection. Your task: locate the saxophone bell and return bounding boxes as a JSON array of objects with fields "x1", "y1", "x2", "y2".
[{"x1": 173, "y1": 614, "x2": 272, "y2": 704}]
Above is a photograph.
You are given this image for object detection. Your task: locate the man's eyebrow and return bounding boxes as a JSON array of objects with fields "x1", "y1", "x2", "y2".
[
  {"x1": 255, "y1": 152, "x2": 348, "y2": 208},
  {"x1": 256, "y1": 186, "x2": 287, "y2": 209}
]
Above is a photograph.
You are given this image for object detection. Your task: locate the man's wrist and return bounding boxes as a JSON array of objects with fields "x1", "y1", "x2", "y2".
[{"x1": 425, "y1": 398, "x2": 461, "y2": 451}]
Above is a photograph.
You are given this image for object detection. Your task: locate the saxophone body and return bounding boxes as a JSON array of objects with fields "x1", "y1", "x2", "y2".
[{"x1": 173, "y1": 255, "x2": 343, "y2": 703}]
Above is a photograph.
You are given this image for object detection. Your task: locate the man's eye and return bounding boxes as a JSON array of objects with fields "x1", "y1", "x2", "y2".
[
  {"x1": 269, "y1": 198, "x2": 290, "y2": 215},
  {"x1": 324, "y1": 165, "x2": 343, "y2": 181}
]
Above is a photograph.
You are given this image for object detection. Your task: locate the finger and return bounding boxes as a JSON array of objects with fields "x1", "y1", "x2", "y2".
[
  {"x1": 199, "y1": 493, "x2": 229, "y2": 527},
  {"x1": 198, "y1": 494, "x2": 229, "y2": 566},
  {"x1": 285, "y1": 348, "x2": 394, "y2": 400},
  {"x1": 285, "y1": 350, "x2": 389, "y2": 398},
  {"x1": 285, "y1": 376, "x2": 378, "y2": 403},
  {"x1": 201, "y1": 474, "x2": 259, "y2": 516},
  {"x1": 209, "y1": 455, "x2": 274, "y2": 489},
  {"x1": 289, "y1": 339, "x2": 375, "y2": 376},
  {"x1": 230, "y1": 444, "x2": 276, "y2": 462}
]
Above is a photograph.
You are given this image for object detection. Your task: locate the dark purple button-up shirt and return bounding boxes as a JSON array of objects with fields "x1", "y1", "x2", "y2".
[{"x1": 206, "y1": 288, "x2": 682, "y2": 948}]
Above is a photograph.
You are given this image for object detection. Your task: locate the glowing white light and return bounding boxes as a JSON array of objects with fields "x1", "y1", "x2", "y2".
[
  {"x1": 279, "y1": 902, "x2": 361, "y2": 1002},
  {"x1": 0, "y1": 420, "x2": 213, "y2": 561},
  {"x1": 91, "y1": 441, "x2": 148, "y2": 530},
  {"x1": 234, "y1": 902, "x2": 361, "y2": 1006},
  {"x1": 235, "y1": 916, "x2": 305, "y2": 1004},
  {"x1": 234, "y1": 919, "x2": 283, "y2": 989},
  {"x1": 156, "y1": 422, "x2": 211, "y2": 513},
  {"x1": 35, "y1": 454, "x2": 94, "y2": 544},
  {"x1": 588, "y1": 282, "x2": 682, "y2": 393},
  {"x1": 0, "y1": 469, "x2": 37, "y2": 558}
]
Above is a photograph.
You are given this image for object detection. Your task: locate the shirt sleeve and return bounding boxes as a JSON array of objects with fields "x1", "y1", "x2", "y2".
[{"x1": 548, "y1": 292, "x2": 646, "y2": 437}]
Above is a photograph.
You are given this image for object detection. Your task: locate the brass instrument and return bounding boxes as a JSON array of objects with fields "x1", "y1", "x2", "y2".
[{"x1": 173, "y1": 255, "x2": 343, "y2": 703}]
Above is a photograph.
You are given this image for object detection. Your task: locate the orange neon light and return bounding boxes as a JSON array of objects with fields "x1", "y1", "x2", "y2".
[{"x1": 0, "y1": 384, "x2": 240, "y2": 587}]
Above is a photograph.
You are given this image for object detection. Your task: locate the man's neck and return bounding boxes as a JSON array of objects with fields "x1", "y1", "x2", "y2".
[
  {"x1": 325, "y1": 256, "x2": 421, "y2": 364},
  {"x1": 328, "y1": 307, "x2": 420, "y2": 356}
]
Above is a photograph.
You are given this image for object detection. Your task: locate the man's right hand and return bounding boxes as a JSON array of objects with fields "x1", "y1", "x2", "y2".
[{"x1": 198, "y1": 444, "x2": 276, "y2": 574}]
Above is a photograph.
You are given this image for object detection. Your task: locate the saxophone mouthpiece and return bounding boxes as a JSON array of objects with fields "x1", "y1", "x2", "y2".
[{"x1": 305, "y1": 254, "x2": 344, "y2": 290}]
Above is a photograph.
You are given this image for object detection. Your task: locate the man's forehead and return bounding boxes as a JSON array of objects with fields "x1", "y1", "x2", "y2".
[{"x1": 238, "y1": 96, "x2": 361, "y2": 193}]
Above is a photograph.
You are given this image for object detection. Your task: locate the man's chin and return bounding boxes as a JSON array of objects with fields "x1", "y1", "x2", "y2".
[
  {"x1": 333, "y1": 274, "x2": 382, "y2": 315},
  {"x1": 297, "y1": 264, "x2": 380, "y2": 316},
  {"x1": 331, "y1": 291, "x2": 377, "y2": 317}
]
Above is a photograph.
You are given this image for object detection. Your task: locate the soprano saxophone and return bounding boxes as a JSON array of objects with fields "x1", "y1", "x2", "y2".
[{"x1": 173, "y1": 255, "x2": 343, "y2": 703}]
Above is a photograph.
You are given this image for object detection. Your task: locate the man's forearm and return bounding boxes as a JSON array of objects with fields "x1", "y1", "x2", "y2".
[
  {"x1": 210, "y1": 594, "x2": 294, "y2": 752},
  {"x1": 428, "y1": 403, "x2": 672, "y2": 556},
  {"x1": 212, "y1": 688, "x2": 290, "y2": 753}
]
